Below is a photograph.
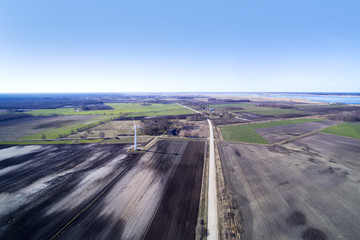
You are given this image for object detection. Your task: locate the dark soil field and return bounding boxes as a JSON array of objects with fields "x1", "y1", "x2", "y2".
[
  {"x1": 212, "y1": 113, "x2": 274, "y2": 126},
  {"x1": 144, "y1": 141, "x2": 205, "y2": 240},
  {"x1": 255, "y1": 120, "x2": 338, "y2": 143},
  {"x1": 212, "y1": 113, "x2": 311, "y2": 126},
  {"x1": 0, "y1": 116, "x2": 45, "y2": 127},
  {"x1": 218, "y1": 134, "x2": 360, "y2": 240},
  {"x1": 296, "y1": 105, "x2": 360, "y2": 114},
  {"x1": 0, "y1": 140, "x2": 204, "y2": 240},
  {"x1": 0, "y1": 115, "x2": 94, "y2": 140}
]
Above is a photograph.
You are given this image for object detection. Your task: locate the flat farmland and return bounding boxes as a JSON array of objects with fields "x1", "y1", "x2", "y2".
[
  {"x1": 220, "y1": 118, "x2": 323, "y2": 144},
  {"x1": 67, "y1": 120, "x2": 143, "y2": 139},
  {"x1": 175, "y1": 120, "x2": 209, "y2": 138},
  {"x1": 292, "y1": 133, "x2": 360, "y2": 172},
  {"x1": 255, "y1": 120, "x2": 338, "y2": 143},
  {"x1": 218, "y1": 134, "x2": 360, "y2": 240},
  {"x1": 27, "y1": 103, "x2": 194, "y2": 117},
  {"x1": 0, "y1": 140, "x2": 204, "y2": 240},
  {"x1": 0, "y1": 115, "x2": 94, "y2": 140},
  {"x1": 101, "y1": 136, "x2": 153, "y2": 144},
  {"x1": 20, "y1": 115, "x2": 115, "y2": 140},
  {"x1": 209, "y1": 103, "x2": 307, "y2": 116},
  {"x1": 144, "y1": 141, "x2": 205, "y2": 240},
  {"x1": 320, "y1": 122, "x2": 360, "y2": 139},
  {"x1": 0, "y1": 116, "x2": 45, "y2": 127}
]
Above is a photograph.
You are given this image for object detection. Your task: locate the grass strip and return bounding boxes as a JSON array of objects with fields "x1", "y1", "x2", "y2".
[{"x1": 320, "y1": 122, "x2": 360, "y2": 139}]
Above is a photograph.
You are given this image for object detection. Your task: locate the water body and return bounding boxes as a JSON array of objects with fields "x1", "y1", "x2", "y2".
[
  {"x1": 265, "y1": 93, "x2": 360, "y2": 105},
  {"x1": 222, "y1": 92, "x2": 360, "y2": 105}
]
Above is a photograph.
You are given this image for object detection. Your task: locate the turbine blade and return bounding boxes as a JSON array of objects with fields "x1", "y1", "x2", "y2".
[{"x1": 132, "y1": 117, "x2": 136, "y2": 127}]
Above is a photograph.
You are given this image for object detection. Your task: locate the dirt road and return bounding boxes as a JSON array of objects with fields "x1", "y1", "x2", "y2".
[
  {"x1": 207, "y1": 119, "x2": 218, "y2": 240},
  {"x1": 175, "y1": 103, "x2": 201, "y2": 114}
]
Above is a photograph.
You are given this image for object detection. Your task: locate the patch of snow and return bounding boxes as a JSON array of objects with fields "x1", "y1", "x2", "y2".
[{"x1": 0, "y1": 145, "x2": 43, "y2": 161}]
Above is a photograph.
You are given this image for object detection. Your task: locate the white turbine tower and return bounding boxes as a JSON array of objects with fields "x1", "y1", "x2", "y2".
[{"x1": 132, "y1": 118, "x2": 143, "y2": 150}]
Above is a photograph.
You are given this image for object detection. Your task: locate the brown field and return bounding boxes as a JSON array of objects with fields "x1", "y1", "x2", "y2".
[
  {"x1": 296, "y1": 105, "x2": 360, "y2": 114},
  {"x1": 0, "y1": 115, "x2": 94, "y2": 140},
  {"x1": 176, "y1": 120, "x2": 209, "y2": 138},
  {"x1": 255, "y1": 120, "x2": 338, "y2": 143},
  {"x1": 67, "y1": 120, "x2": 143, "y2": 139},
  {"x1": 211, "y1": 114, "x2": 267, "y2": 126},
  {"x1": 212, "y1": 113, "x2": 310, "y2": 126},
  {"x1": 101, "y1": 136, "x2": 153, "y2": 144},
  {"x1": 0, "y1": 140, "x2": 204, "y2": 240},
  {"x1": 218, "y1": 133, "x2": 360, "y2": 240}
]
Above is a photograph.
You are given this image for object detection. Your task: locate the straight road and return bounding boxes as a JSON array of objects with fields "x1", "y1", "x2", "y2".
[
  {"x1": 207, "y1": 119, "x2": 218, "y2": 240},
  {"x1": 175, "y1": 103, "x2": 218, "y2": 239},
  {"x1": 175, "y1": 103, "x2": 201, "y2": 114}
]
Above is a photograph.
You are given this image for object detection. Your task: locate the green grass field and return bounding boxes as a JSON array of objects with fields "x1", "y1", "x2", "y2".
[
  {"x1": 0, "y1": 139, "x2": 102, "y2": 145},
  {"x1": 20, "y1": 115, "x2": 115, "y2": 140},
  {"x1": 27, "y1": 103, "x2": 193, "y2": 116},
  {"x1": 209, "y1": 103, "x2": 306, "y2": 115},
  {"x1": 320, "y1": 122, "x2": 360, "y2": 139},
  {"x1": 220, "y1": 118, "x2": 323, "y2": 143}
]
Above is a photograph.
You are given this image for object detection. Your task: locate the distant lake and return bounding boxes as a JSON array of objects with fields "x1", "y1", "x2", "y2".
[
  {"x1": 266, "y1": 93, "x2": 360, "y2": 105},
  {"x1": 223, "y1": 93, "x2": 360, "y2": 105}
]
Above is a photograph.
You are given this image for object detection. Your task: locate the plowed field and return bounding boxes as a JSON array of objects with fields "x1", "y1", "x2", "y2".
[
  {"x1": 0, "y1": 140, "x2": 205, "y2": 240},
  {"x1": 219, "y1": 134, "x2": 360, "y2": 240},
  {"x1": 255, "y1": 120, "x2": 338, "y2": 143}
]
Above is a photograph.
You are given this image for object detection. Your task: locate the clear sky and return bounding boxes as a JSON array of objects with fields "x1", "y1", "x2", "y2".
[{"x1": 0, "y1": 0, "x2": 359, "y2": 93}]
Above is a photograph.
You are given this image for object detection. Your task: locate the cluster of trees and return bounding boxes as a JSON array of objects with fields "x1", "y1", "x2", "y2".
[
  {"x1": 80, "y1": 133, "x2": 88, "y2": 139},
  {"x1": 74, "y1": 122, "x2": 100, "y2": 133},
  {"x1": 223, "y1": 99, "x2": 250, "y2": 102},
  {"x1": 76, "y1": 104, "x2": 114, "y2": 111},
  {"x1": 223, "y1": 106, "x2": 244, "y2": 111},
  {"x1": 36, "y1": 112, "x2": 126, "y2": 116},
  {"x1": 147, "y1": 100, "x2": 171, "y2": 104},
  {"x1": 186, "y1": 114, "x2": 204, "y2": 121},
  {"x1": 140, "y1": 119, "x2": 170, "y2": 135},
  {"x1": 328, "y1": 111, "x2": 360, "y2": 122},
  {"x1": 181, "y1": 125, "x2": 201, "y2": 138},
  {"x1": 80, "y1": 131, "x2": 105, "y2": 139}
]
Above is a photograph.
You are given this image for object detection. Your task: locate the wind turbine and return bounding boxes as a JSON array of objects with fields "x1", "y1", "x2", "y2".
[{"x1": 132, "y1": 118, "x2": 143, "y2": 150}]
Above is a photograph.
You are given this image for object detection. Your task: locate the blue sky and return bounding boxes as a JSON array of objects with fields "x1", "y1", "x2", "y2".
[{"x1": 0, "y1": 0, "x2": 359, "y2": 92}]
